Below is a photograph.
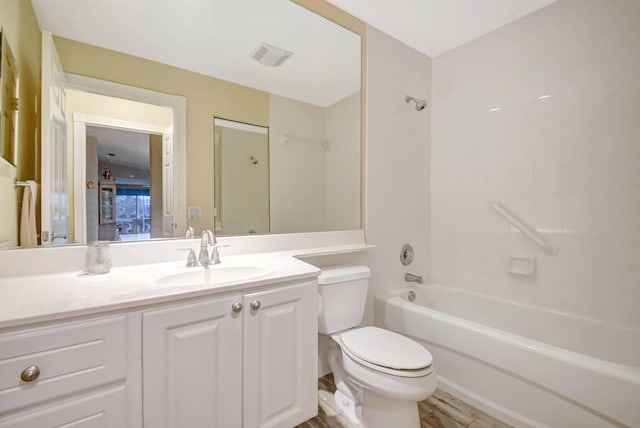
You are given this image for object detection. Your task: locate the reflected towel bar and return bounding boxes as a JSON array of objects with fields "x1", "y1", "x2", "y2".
[
  {"x1": 489, "y1": 200, "x2": 559, "y2": 255},
  {"x1": 281, "y1": 133, "x2": 328, "y2": 149}
]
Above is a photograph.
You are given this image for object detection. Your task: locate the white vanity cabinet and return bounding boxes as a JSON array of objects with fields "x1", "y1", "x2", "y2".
[
  {"x1": 142, "y1": 279, "x2": 318, "y2": 428},
  {"x1": 0, "y1": 314, "x2": 140, "y2": 428}
]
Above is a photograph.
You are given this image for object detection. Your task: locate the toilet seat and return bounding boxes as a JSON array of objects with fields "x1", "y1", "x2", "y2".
[{"x1": 338, "y1": 326, "x2": 433, "y2": 378}]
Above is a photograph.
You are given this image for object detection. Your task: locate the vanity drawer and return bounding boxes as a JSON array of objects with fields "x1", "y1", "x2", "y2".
[
  {"x1": 0, "y1": 386, "x2": 127, "y2": 428},
  {"x1": 0, "y1": 316, "x2": 128, "y2": 414}
]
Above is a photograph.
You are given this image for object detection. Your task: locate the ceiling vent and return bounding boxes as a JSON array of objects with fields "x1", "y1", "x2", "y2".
[{"x1": 250, "y1": 42, "x2": 293, "y2": 67}]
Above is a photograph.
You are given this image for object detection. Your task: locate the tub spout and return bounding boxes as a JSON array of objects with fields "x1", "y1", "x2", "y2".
[{"x1": 405, "y1": 273, "x2": 423, "y2": 284}]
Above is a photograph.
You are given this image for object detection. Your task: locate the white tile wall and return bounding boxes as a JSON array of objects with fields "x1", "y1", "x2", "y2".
[
  {"x1": 363, "y1": 27, "x2": 432, "y2": 297},
  {"x1": 431, "y1": 0, "x2": 640, "y2": 327}
]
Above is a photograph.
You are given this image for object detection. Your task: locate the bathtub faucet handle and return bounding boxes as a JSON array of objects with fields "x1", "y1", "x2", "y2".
[{"x1": 405, "y1": 273, "x2": 423, "y2": 284}]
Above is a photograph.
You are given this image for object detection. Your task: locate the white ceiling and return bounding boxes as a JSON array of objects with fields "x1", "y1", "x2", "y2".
[
  {"x1": 326, "y1": 0, "x2": 557, "y2": 57},
  {"x1": 30, "y1": 0, "x2": 557, "y2": 108},
  {"x1": 30, "y1": 0, "x2": 361, "y2": 107},
  {"x1": 88, "y1": 126, "x2": 151, "y2": 171}
]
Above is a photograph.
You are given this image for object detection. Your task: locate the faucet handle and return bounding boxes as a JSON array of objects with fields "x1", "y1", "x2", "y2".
[
  {"x1": 198, "y1": 246, "x2": 211, "y2": 267},
  {"x1": 210, "y1": 245, "x2": 221, "y2": 265},
  {"x1": 186, "y1": 249, "x2": 198, "y2": 267}
]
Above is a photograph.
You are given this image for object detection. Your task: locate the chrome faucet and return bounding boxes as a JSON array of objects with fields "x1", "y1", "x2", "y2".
[
  {"x1": 404, "y1": 273, "x2": 423, "y2": 284},
  {"x1": 198, "y1": 229, "x2": 220, "y2": 268}
]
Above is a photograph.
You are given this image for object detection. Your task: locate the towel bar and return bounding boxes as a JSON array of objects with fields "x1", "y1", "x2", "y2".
[{"x1": 14, "y1": 179, "x2": 30, "y2": 188}]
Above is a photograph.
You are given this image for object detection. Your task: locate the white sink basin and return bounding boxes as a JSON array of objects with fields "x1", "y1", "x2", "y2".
[{"x1": 154, "y1": 265, "x2": 271, "y2": 287}]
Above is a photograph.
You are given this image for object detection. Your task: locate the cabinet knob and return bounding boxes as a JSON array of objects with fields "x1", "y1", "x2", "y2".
[
  {"x1": 250, "y1": 300, "x2": 261, "y2": 311},
  {"x1": 231, "y1": 302, "x2": 243, "y2": 313},
  {"x1": 21, "y1": 365, "x2": 40, "y2": 382}
]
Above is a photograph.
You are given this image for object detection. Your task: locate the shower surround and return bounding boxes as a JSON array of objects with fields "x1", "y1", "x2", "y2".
[{"x1": 431, "y1": 0, "x2": 640, "y2": 328}]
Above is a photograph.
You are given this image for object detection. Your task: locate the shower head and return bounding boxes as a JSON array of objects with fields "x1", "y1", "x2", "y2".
[{"x1": 405, "y1": 95, "x2": 427, "y2": 111}]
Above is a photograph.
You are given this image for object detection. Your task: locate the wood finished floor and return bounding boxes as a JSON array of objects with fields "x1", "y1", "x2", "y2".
[{"x1": 296, "y1": 374, "x2": 513, "y2": 428}]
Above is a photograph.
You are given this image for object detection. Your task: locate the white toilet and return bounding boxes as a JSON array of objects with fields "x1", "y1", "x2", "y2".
[{"x1": 318, "y1": 265, "x2": 437, "y2": 428}]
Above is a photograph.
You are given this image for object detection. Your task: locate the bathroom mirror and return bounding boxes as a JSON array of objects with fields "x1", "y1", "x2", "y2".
[{"x1": 0, "y1": 0, "x2": 363, "y2": 248}]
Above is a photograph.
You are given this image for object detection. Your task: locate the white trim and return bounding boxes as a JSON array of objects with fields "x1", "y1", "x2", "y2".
[
  {"x1": 74, "y1": 114, "x2": 168, "y2": 135},
  {"x1": 66, "y1": 74, "x2": 187, "y2": 241},
  {"x1": 214, "y1": 118, "x2": 268, "y2": 134},
  {"x1": 40, "y1": 31, "x2": 54, "y2": 245},
  {"x1": 66, "y1": 73, "x2": 182, "y2": 107},
  {"x1": 73, "y1": 119, "x2": 87, "y2": 243}
]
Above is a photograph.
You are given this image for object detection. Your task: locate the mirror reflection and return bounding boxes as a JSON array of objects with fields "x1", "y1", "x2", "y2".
[
  {"x1": 68, "y1": 89, "x2": 175, "y2": 244},
  {"x1": 214, "y1": 118, "x2": 270, "y2": 236},
  {"x1": 90, "y1": 126, "x2": 160, "y2": 242},
  {"x1": 0, "y1": 0, "x2": 362, "y2": 249}
]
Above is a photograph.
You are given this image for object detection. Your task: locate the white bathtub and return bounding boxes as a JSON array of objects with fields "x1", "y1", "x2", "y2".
[{"x1": 376, "y1": 285, "x2": 640, "y2": 428}]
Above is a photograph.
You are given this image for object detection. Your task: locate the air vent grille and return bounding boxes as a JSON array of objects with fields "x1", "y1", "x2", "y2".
[{"x1": 250, "y1": 42, "x2": 293, "y2": 67}]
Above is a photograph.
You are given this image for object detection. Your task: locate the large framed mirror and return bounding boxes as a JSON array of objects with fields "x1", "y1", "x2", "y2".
[{"x1": 0, "y1": 0, "x2": 363, "y2": 249}]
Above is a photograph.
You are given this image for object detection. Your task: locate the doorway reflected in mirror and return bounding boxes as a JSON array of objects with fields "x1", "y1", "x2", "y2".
[{"x1": 68, "y1": 88, "x2": 174, "y2": 244}]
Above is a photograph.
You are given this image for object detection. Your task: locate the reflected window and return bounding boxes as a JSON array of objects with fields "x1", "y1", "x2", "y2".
[{"x1": 116, "y1": 188, "x2": 151, "y2": 240}]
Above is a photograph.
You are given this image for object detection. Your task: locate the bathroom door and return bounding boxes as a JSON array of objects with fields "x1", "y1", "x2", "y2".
[{"x1": 40, "y1": 31, "x2": 68, "y2": 245}]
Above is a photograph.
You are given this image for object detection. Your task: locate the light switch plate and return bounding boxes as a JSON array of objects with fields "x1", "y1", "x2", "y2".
[{"x1": 188, "y1": 206, "x2": 201, "y2": 219}]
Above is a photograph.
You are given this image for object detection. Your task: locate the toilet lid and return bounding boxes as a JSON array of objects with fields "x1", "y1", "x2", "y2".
[{"x1": 339, "y1": 326, "x2": 432, "y2": 370}]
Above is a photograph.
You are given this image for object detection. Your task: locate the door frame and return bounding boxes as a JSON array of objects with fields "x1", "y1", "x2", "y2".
[{"x1": 66, "y1": 74, "x2": 187, "y2": 243}]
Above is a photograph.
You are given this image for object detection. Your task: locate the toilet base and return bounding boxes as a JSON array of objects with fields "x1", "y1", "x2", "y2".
[
  {"x1": 360, "y1": 389, "x2": 420, "y2": 428},
  {"x1": 332, "y1": 388, "x2": 420, "y2": 428},
  {"x1": 334, "y1": 389, "x2": 363, "y2": 428}
]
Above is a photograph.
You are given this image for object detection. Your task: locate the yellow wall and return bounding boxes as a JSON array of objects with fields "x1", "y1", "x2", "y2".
[
  {"x1": 149, "y1": 134, "x2": 163, "y2": 239},
  {"x1": 54, "y1": 36, "x2": 270, "y2": 233},
  {"x1": 0, "y1": 0, "x2": 42, "y2": 239},
  {"x1": 0, "y1": 0, "x2": 41, "y2": 181}
]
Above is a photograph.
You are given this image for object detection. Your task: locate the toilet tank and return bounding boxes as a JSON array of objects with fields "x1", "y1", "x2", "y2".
[{"x1": 317, "y1": 265, "x2": 371, "y2": 335}]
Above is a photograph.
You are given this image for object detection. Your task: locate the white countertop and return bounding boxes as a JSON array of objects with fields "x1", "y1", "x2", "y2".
[
  {"x1": 0, "y1": 240, "x2": 374, "y2": 329},
  {"x1": 0, "y1": 253, "x2": 318, "y2": 329}
]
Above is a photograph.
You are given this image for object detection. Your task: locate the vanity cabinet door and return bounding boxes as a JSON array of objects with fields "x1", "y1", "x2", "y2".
[
  {"x1": 242, "y1": 281, "x2": 318, "y2": 428},
  {"x1": 143, "y1": 294, "x2": 243, "y2": 428}
]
